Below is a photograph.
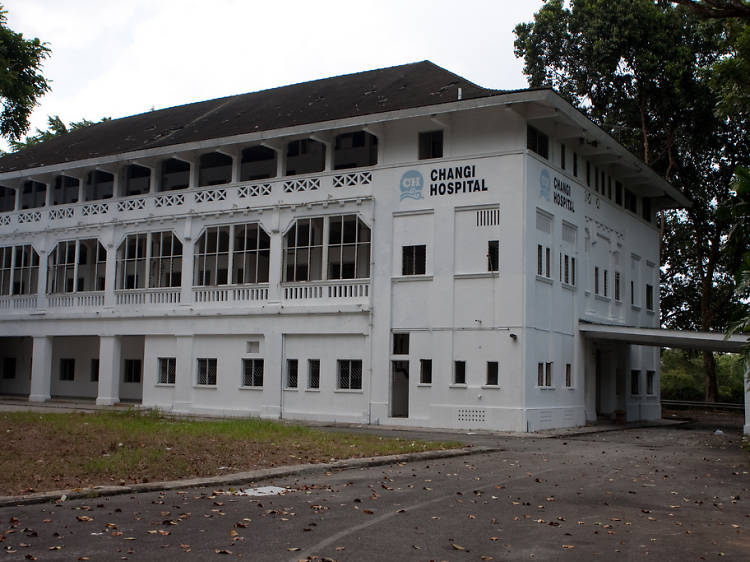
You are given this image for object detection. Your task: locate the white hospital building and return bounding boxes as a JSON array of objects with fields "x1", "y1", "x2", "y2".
[{"x1": 0, "y1": 61, "x2": 695, "y2": 431}]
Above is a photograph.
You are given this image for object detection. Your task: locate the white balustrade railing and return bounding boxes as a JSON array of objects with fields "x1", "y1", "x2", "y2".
[
  {"x1": 115, "y1": 288, "x2": 181, "y2": 306},
  {"x1": 192, "y1": 285, "x2": 269, "y2": 304},
  {"x1": 0, "y1": 295, "x2": 38, "y2": 310},
  {"x1": 48, "y1": 292, "x2": 105, "y2": 308},
  {"x1": 283, "y1": 280, "x2": 370, "y2": 301}
]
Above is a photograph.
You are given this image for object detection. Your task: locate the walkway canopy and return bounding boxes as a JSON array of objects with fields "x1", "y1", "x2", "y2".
[{"x1": 579, "y1": 322, "x2": 750, "y2": 434}]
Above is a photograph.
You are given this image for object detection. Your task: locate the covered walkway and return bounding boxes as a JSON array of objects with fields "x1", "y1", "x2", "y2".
[{"x1": 579, "y1": 322, "x2": 750, "y2": 434}]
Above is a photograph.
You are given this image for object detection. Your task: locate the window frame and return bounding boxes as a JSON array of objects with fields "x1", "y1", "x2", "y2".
[
  {"x1": 157, "y1": 357, "x2": 176, "y2": 385},
  {"x1": 401, "y1": 244, "x2": 426, "y2": 276},
  {"x1": 337, "y1": 359, "x2": 363, "y2": 390},
  {"x1": 242, "y1": 358, "x2": 264, "y2": 388},
  {"x1": 197, "y1": 358, "x2": 218, "y2": 386}
]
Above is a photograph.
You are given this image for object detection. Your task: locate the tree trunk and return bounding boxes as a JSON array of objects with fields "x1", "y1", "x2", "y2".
[{"x1": 703, "y1": 351, "x2": 718, "y2": 402}]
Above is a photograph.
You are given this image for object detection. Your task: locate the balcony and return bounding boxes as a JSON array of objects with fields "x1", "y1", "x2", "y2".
[{"x1": 0, "y1": 170, "x2": 374, "y2": 235}]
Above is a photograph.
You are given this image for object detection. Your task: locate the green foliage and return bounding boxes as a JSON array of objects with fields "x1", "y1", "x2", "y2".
[
  {"x1": 660, "y1": 348, "x2": 746, "y2": 402},
  {"x1": 0, "y1": 5, "x2": 50, "y2": 141},
  {"x1": 10, "y1": 114, "x2": 110, "y2": 151}
]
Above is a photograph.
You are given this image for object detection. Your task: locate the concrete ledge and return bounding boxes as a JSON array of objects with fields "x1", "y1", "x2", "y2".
[{"x1": 0, "y1": 445, "x2": 497, "y2": 508}]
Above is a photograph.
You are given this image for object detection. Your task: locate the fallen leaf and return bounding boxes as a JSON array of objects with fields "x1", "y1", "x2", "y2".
[
  {"x1": 562, "y1": 544, "x2": 575, "y2": 549},
  {"x1": 452, "y1": 543, "x2": 465, "y2": 550}
]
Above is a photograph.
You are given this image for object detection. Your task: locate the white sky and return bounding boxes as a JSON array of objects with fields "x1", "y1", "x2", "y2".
[{"x1": 3, "y1": 0, "x2": 544, "y2": 150}]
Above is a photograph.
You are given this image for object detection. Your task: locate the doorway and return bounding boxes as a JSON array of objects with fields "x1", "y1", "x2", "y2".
[{"x1": 390, "y1": 360, "x2": 409, "y2": 417}]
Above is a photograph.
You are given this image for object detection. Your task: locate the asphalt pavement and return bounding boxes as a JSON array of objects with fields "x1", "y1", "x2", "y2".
[{"x1": 0, "y1": 416, "x2": 748, "y2": 561}]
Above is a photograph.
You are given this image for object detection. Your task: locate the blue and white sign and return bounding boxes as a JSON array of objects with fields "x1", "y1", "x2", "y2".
[{"x1": 400, "y1": 170, "x2": 424, "y2": 200}]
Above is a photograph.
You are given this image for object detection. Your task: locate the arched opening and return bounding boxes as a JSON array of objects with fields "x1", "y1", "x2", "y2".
[
  {"x1": 334, "y1": 131, "x2": 378, "y2": 169},
  {"x1": 84, "y1": 170, "x2": 114, "y2": 201},
  {"x1": 160, "y1": 158, "x2": 190, "y2": 191},
  {"x1": 0, "y1": 186, "x2": 15, "y2": 212},
  {"x1": 198, "y1": 152, "x2": 233, "y2": 186},
  {"x1": 52, "y1": 175, "x2": 80, "y2": 205},
  {"x1": 286, "y1": 139, "x2": 325, "y2": 176},
  {"x1": 122, "y1": 164, "x2": 151, "y2": 197},
  {"x1": 240, "y1": 146, "x2": 277, "y2": 181}
]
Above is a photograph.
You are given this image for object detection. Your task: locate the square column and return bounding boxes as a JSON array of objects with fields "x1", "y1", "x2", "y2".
[
  {"x1": 97, "y1": 335, "x2": 121, "y2": 405},
  {"x1": 29, "y1": 336, "x2": 53, "y2": 402},
  {"x1": 172, "y1": 335, "x2": 194, "y2": 412}
]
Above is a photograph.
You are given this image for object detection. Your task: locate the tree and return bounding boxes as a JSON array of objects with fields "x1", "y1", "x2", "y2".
[
  {"x1": 0, "y1": 5, "x2": 50, "y2": 141},
  {"x1": 9, "y1": 114, "x2": 107, "y2": 152},
  {"x1": 514, "y1": 0, "x2": 750, "y2": 400}
]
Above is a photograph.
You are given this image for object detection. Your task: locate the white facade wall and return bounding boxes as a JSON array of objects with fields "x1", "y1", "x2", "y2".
[{"x1": 0, "y1": 95, "x2": 673, "y2": 431}]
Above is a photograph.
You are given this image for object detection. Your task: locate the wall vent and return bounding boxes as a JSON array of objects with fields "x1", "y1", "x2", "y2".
[
  {"x1": 476, "y1": 208, "x2": 500, "y2": 227},
  {"x1": 457, "y1": 408, "x2": 487, "y2": 423}
]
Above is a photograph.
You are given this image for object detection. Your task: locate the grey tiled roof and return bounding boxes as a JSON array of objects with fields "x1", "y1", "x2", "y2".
[{"x1": 0, "y1": 61, "x2": 500, "y2": 174}]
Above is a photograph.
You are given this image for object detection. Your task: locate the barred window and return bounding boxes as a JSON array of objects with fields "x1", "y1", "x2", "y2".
[
  {"x1": 338, "y1": 359, "x2": 362, "y2": 390},
  {"x1": 454, "y1": 361, "x2": 466, "y2": 385},
  {"x1": 242, "y1": 358, "x2": 264, "y2": 387},
  {"x1": 0, "y1": 245, "x2": 39, "y2": 296},
  {"x1": 47, "y1": 239, "x2": 106, "y2": 293},
  {"x1": 420, "y1": 359, "x2": 432, "y2": 384},
  {"x1": 197, "y1": 358, "x2": 217, "y2": 385},
  {"x1": 158, "y1": 357, "x2": 176, "y2": 384},
  {"x1": 286, "y1": 359, "x2": 298, "y2": 388},
  {"x1": 486, "y1": 361, "x2": 499, "y2": 386},
  {"x1": 116, "y1": 231, "x2": 182, "y2": 289},
  {"x1": 308, "y1": 359, "x2": 320, "y2": 389}
]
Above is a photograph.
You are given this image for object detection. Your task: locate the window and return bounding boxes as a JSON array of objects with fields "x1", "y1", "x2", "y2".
[
  {"x1": 197, "y1": 358, "x2": 217, "y2": 385},
  {"x1": 334, "y1": 131, "x2": 378, "y2": 169},
  {"x1": 60, "y1": 358, "x2": 75, "y2": 381},
  {"x1": 122, "y1": 164, "x2": 151, "y2": 197},
  {"x1": 194, "y1": 223, "x2": 270, "y2": 286},
  {"x1": 537, "y1": 244, "x2": 551, "y2": 278},
  {"x1": 308, "y1": 359, "x2": 320, "y2": 389},
  {"x1": 327, "y1": 215, "x2": 371, "y2": 279},
  {"x1": 402, "y1": 245, "x2": 426, "y2": 275},
  {"x1": 0, "y1": 185, "x2": 15, "y2": 212},
  {"x1": 0, "y1": 245, "x2": 40, "y2": 296},
  {"x1": 615, "y1": 181, "x2": 623, "y2": 206},
  {"x1": 242, "y1": 359, "x2": 264, "y2": 387},
  {"x1": 527, "y1": 125, "x2": 549, "y2": 159},
  {"x1": 614, "y1": 272, "x2": 621, "y2": 301},
  {"x1": 52, "y1": 175, "x2": 79, "y2": 205},
  {"x1": 624, "y1": 188, "x2": 637, "y2": 213},
  {"x1": 453, "y1": 361, "x2": 466, "y2": 385},
  {"x1": 84, "y1": 170, "x2": 114, "y2": 201},
  {"x1": 631, "y1": 370, "x2": 640, "y2": 395},
  {"x1": 284, "y1": 217, "x2": 323, "y2": 281},
  {"x1": 160, "y1": 158, "x2": 190, "y2": 191},
  {"x1": 393, "y1": 333, "x2": 409, "y2": 355},
  {"x1": 286, "y1": 359, "x2": 298, "y2": 388},
  {"x1": 594, "y1": 266, "x2": 600, "y2": 294},
  {"x1": 642, "y1": 198, "x2": 652, "y2": 222},
  {"x1": 646, "y1": 284, "x2": 654, "y2": 311},
  {"x1": 565, "y1": 363, "x2": 572, "y2": 387},
  {"x1": 2, "y1": 357, "x2": 16, "y2": 379},
  {"x1": 418, "y1": 130, "x2": 443, "y2": 160},
  {"x1": 116, "y1": 231, "x2": 182, "y2": 289},
  {"x1": 158, "y1": 357, "x2": 176, "y2": 384},
  {"x1": 486, "y1": 362, "x2": 499, "y2": 386},
  {"x1": 538, "y1": 362, "x2": 552, "y2": 387},
  {"x1": 124, "y1": 359, "x2": 141, "y2": 383},
  {"x1": 47, "y1": 239, "x2": 106, "y2": 293},
  {"x1": 560, "y1": 253, "x2": 575, "y2": 285},
  {"x1": 420, "y1": 359, "x2": 432, "y2": 384},
  {"x1": 603, "y1": 269, "x2": 609, "y2": 297},
  {"x1": 286, "y1": 138, "x2": 325, "y2": 175},
  {"x1": 594, "y1": 167, "x2": 599, "y2": 193},
  {"x1": 90, "y1": 359, "x2": 99, "y2": 382},
  {"x1": 20, "y1": 180, "x2": 46, "y2": 209},
  {"x1": 573, "y1": 152, "x2": 578, "y2": 177},
  {"x1": 646, "y1": 370, "x2": 655, "y2": 395},
  {"x1": 560, "y1": 143, "x2": 566, "y2": 170},
  {"x1": 337, "y1": 359, "x2": 362, "y2": 390},
  {"x1": 198, "y1": 152, "x2": 232, "y2": 186},
  {"x1": 240, "y1": 146, "x2": 277, "y2": 181},
  {"x1": 586, "y1": 161, "x2": 591, "y2": 187},
  {"x1": 487, "y1": 240, "x2": 499, "y2": 272}
]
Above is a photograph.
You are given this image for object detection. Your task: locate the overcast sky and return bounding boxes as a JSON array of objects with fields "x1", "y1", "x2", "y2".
[{"x1": 3, "y1": 0, "x2": 544, "y2": 150}]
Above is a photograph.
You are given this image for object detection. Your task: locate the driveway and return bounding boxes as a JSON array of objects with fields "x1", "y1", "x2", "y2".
[{"x1": 0, "y1": 418, "x2": 747, "y2": 561}]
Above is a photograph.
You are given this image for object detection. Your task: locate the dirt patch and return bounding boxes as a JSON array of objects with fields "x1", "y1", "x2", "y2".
[{"x1": 0, "y1": 410, "x2": 456, "y2": 496}]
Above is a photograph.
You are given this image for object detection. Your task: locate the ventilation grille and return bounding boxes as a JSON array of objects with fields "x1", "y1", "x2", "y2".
[
  {"x1": 536, "y1": 210, "x2": 552, "y2": 233},
  {"x1": 476, "y1": 208, "x2": 500, "y2": 226},
  {"x1": 457, "y1": 408, "x2": 487, "y2": 423},
  {"x1": 562, "y1": 223, "x2": 577, "y2": 244}
]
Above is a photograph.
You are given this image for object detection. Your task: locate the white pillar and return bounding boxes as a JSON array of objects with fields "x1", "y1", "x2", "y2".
[
  {"x1": 172, "y1": 335, "x2": 194, "y2": 412},
  {"x1": 97, "y1": 335, "x2": 121, "y2": 405},
  {"x1": 29, "y1": 336, "x2": 53, "y2": 402},
  {"x1": 180, "y1": 237, "x2": 194, "y2": 305},
  {"x1": 104, "y1": 241, "x2": 117, "y2": 306},
  {"x1": 744, "y1": 356, "x2": 749, "y2": 435},
  {"x1": 267, "y1": 230, "x2": 282, "y2": 302}
]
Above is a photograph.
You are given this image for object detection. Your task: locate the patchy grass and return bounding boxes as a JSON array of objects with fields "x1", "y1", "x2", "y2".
[{"x1": 0, "y1": 410, "x2": 459, "y2": 496}]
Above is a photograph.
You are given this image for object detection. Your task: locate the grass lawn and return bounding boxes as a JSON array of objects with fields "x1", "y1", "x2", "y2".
[{"x1": 1, "y1": 410, "x2": 459, "y2": 496}]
